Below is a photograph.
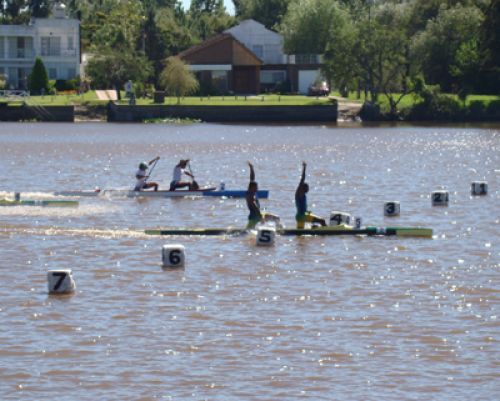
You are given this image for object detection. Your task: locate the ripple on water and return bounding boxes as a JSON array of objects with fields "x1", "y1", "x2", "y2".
[{"x1": 0, "y1": 123, "x2": 498, "y2": 400}]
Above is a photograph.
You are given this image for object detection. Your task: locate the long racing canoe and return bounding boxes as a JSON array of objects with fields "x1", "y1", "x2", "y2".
[
  {"x1": 0, "y1": 199, "x2": 78, "y2": 207},
  {"x1": 145, "y1": 225, "x2": 433, "y2": 238},
  {"x1": 53, "y1": 188, "x2": 269, "y2": 199}
]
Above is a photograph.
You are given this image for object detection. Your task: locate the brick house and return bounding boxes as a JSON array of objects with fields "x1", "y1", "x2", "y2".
[{"x1": 178, "y1": 19, "x2": 324, "y2": 95}]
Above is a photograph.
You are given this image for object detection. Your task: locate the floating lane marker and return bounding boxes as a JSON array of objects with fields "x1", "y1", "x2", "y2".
[
  {"x1": 431, "y1": 190, "x2": 449, "y2": 206},
  {"x1": 256, "y1": 227, "x2": 276, "y2": 246},
  {"x1": 162, "y1": 244, "x2": 186, "y2": 268},
  {"x1": 47, "y1": 269, "x2": 76, "y2": 294},
  {"x1": 471, "y1": 181, "x2": 488, "y2": 196},
  {"x1": 329, "y1": 211, "x2": 351, "y2": 226},
  {"x1": 384, "y1": 201, "x2": 400, "y2": 216}
]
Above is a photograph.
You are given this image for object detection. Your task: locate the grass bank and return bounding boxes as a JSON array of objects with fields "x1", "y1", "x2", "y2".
[{"x1": 13, "y1": 92, "x2": 333, "y2": 107}]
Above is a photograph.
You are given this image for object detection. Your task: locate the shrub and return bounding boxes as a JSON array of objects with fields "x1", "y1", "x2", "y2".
[
  {"x1": 486, "y1": 100, "x2": 500, "y2": 120},
  {"x1": 467, "y1": 101, "x2": 486, "y2": 120},
  {"x1": 28, "y1": 57, "x2": 49, "y2": 95}
]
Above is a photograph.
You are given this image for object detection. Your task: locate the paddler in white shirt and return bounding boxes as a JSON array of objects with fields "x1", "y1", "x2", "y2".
[
  {"x1": 134, "y1": 157, "x2": 160, "y2": 191},
  {"x1": 169, "y1": 159, "x2": 198, "y2": 190}
]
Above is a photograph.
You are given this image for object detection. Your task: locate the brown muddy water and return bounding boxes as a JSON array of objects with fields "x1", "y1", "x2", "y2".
[{"x1": 0, "y1": 122, "x2": 498, "y2": 400}]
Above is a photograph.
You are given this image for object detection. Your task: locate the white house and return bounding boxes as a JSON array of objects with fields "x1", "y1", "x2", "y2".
[
  {"x1": 225, "y1": 19, "x2": 285, "y2": 65},
  {"x1": 180, "y1": 19, "x2": 324, "y2": 94},
  {"x1": 0, "y1": 2, "x2": 80, "y2": 90}
]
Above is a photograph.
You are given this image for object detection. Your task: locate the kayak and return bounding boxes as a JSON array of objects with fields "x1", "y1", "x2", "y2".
[
  {"x1": 53, "y1": 188, "x2": 269, "y2": 198},
  {"x1": 144, "y1": 225, "x2": 433, "y2": 238},
  {"x1": 0, "y1": 199, "x2": 78, "y2": 207}
]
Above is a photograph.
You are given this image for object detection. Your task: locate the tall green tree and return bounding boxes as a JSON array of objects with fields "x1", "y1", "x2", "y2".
[
  {"x1": 478, "y1": 0, "x2": 500, "y2": 93},
  {"x1": 28, "y1": 57, "x2": 49, "y2": 95},
  {"x1": 29, "y1": 0, "x2": 50, "y2": 18},
  {"x1": 354, "y1": 3, "x2": 419, "y2": 113},
  {"x1": 144, "y1": 5, "x2": 195, "y2": 84},
  {"x1": 189, "y1": 0, "x2": 223, "y2": 13},
  {"x1": 1, "y1": 0, "x2": 30, "y2": 24},
  {"x1": 85, "y1": 0, "x2": 153, "y2": 97},
  {"x1": 159, "y1": 56, "x2": 199, "y2": 103},
  {"x1": 85, "y1": 48, "x2": 153, "y2": 98},
  {"x1": 187, "y1": 0, "x2": 234, "y2": 41},
  {"x1": 235, "y1": 0, "x2": 291, "y2": 29},
  {"x1": 411, "y1": 3, "x2": 484, "y2": 91}
]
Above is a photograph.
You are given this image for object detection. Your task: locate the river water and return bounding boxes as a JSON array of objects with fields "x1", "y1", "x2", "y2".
[{"x1": 0, "y1": 122, "x2": 498, "y2": 400}]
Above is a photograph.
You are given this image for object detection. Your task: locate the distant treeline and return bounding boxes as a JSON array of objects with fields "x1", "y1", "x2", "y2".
[{"x1": 2, "y1": 1, "x2": 498, "y2": 116}]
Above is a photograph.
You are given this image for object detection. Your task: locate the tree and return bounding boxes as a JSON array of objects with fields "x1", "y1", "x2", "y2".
[
  {"x1": 1, "y1": 0, "x2": 30, "y2": 24},
  {"x1": 478, "y1": 0, "x2": 500, "y2": 93},
  {"x1": 281, "y1": 0, "x2": 354, "y2": 92},
  {"x1": 238, "y1": 0, "x2": 291, "y2": 29},
  {"x1": 28, "y1": 57, "x2": 49, "y2": 95},
  {"x1": 411, "y1": 4, "x2": 484, "y2": 92},
  {"x1": 0, "y1": 74, "x2": 6, "y2": 90},
  {"x1": 159, "y1": 56, "x2": 199, "y2": 103},
  {"x1": 281, "y1": 0, "x2": 345, "y2": 54},
  {"x1": 85, "y1": 49, "x2": 153, "y2": 99},
  {"x1": 187, "y1": 0, "x2": 234, "y2": 41},
  {"x1": 450, "y1": 39, "x2": 481, "y2": 103},
  {"x1": 189, "y1": 0, "x2": 224, "y2": 13},
  {"x1": 30, "y1": 0, "x2": 50, "y2": 18},
  {"x1": 148, "y1": 7, "x2": 195, "y2": 72},
  {"x1": 352, "y1": 3, "x2": 418, "y2": 115}
]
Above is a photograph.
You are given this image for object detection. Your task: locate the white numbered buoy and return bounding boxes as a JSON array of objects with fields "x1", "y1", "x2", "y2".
[
  {"x1": 384, "y1": 201, "x2": 400, "y2": 216},
  {"x1": 431, "y1": 190, "x2": 449, "y2": 206},
  {"x1": 256, "y1": 227, "x2": 276, "y2": 246},
  {"x1": 329, "y1": 211, "x2": 351, "y2": 226},
  {"x1": 47, "y1": 269, "x2": 76, "y2": 294},
  {"x1": 354, "y1": 217, "x2": 363, "y2": 229},
  {"x1": 162, "y1": 244, "x2": 185, "y2": 268},
  {"x1": 471, "y1": 181, "x2": 488, "y2": 196}
]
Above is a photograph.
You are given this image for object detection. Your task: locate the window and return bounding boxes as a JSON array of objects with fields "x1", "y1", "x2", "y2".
[
  {"x1": 295, "y1": 54, "x2": 319, "y2": 64},
  {"x1": 260, "y1": 70, "x2": 286, "y2": 84},
  {"x1": 67, "y1": 36, "x2": 74, "y2": 50},
  {"x1": 67, "y1": 68, "x2": 76, "y2": 79},
  {"x1": 211, "y1": 70, "x2": 228, "y2": 93},
  {"x1": 41, "y1": 37, "x2": 61, "y2": 56},
  {"x1": 0, "y1": 37, "x2": 4, "y2": 59},
  {"x1": 48, "y1": 68, "x2": 57, "y2": 79}
]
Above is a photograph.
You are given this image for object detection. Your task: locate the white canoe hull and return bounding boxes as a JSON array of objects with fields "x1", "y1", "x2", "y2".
[{"x1": 53, "y1": 188, "x2": 269, "y2": 198}]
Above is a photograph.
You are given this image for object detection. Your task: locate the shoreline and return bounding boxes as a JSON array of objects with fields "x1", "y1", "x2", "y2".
[{"x1": 1, "y1": 101, "x2": 499, "y2": 124}]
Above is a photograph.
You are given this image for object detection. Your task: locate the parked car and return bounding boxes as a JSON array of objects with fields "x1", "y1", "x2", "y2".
[{"x1": 308, "y1": 81, "x2": 329, "y2": 96}]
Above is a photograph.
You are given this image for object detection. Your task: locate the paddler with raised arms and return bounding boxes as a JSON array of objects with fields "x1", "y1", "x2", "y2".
[
  {"x1": 246, "y1": 161, "x2": 280, "y2": 229},
  {"x1": 134, "y1": 156, "x2": 160, "y2": 191},
  {"x1": 295, "y1": 161, "x2": 326, "y2": 228}
]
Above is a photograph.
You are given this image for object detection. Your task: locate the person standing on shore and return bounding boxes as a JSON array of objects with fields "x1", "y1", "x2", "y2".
[
  {"x1": 246, "y1": 161, "x2": 280, "y2": 229},
  {"x1": 295, "y1": 161, "x2": 326, "y2": 229}
]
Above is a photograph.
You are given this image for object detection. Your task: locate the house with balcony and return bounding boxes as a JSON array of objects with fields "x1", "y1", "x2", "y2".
[
  {"x1": 0, "y1": 2, "x2": 80, "y2": 90},
  {"x1": 178, "y1": 19, "x2": 324, "y2": 95}
]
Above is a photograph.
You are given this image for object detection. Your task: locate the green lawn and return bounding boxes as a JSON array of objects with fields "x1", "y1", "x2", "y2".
[
  {"x1": 118, "y1": 94, "x2": 334, "y2": 106},
  {"x1": 7, "y1": 91, "x2": 499, "y2": 109},
  {"x1": 16, "y1": 92, "x2": 333, "y2": 106},
  {"x1": 23, "y1": 91, "x2": 104, "y2": 106}
]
